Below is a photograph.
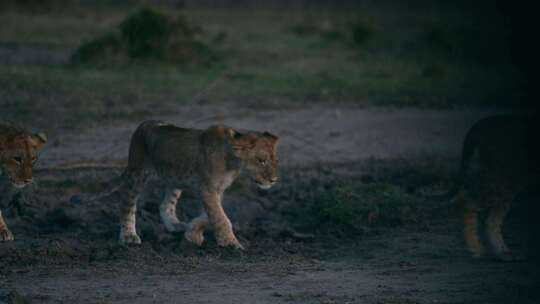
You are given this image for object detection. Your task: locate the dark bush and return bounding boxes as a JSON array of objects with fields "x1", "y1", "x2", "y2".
[
  {"x1": 349, "y1": 21, "x2": 374, "y2": 45},
  {"x1": 71, "y1": 34, "x2": 125, "y2": 65},
  {"x1": 71, "y1": 8, "x2": 220, "y2": 67},
  {"x1": 423, "y1": 24, "x2": 507, "y2": 64}
]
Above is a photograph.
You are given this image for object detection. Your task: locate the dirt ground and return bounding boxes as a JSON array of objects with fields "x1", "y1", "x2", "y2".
[
  {"x1": 41, "y1": 106, "x2": 497, "y2": 167},
  {"x1": 1, "y1": 106, "x2": 539, "y2": 304}
]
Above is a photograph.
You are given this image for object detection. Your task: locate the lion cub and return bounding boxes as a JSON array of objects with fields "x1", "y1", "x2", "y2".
[
  {"x1": 110, "y1": 120, "x2": 279, "y2": 249},
  {"x1": 452, "y1": 114, "x2": 538, "y2": 261},
  {"x1": 0, "y1": 123, "x2": 47, "y2": 241}
]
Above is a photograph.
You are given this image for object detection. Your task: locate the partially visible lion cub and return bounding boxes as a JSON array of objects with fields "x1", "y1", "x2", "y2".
[
  {"x1": 0, "y1": 123, "x2": 47, "y2": 241},
  {"x1": 451, "y1": 114, "x2": 539, "y2": 261},
  {"x1": 110, "y1": 120, "x2": 279, "y2": 249}
]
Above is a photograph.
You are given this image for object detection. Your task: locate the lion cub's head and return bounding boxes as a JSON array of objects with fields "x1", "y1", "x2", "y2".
[
  {"x1": 0, "y1": 128, "x2": 47, "y2": 188},
  {"x1": 227, "y1": 128, "x2": 279, "y2": 190}
]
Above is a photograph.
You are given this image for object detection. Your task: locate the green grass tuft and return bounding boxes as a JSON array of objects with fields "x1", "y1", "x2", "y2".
[{"x1": 301, "y1": 181, "x2": 419, "y2": 236}]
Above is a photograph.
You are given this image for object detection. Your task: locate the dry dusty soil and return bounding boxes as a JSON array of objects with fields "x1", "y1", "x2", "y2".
[{"x1": 1, "y1": 105, "x2": 539, "y2": 304}]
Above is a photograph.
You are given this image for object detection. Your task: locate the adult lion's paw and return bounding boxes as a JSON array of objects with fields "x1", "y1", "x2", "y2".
[{"x1": 184, "y1": 230, "x2": 205, "y2": 246}]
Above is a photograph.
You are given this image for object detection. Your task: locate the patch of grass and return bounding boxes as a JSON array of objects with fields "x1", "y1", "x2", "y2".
[
  {"x1": 0, "y1": 63, "x2": 223, "y2": 129},
  {"x1": 290, "y1": 16, "x2": 374, "y2": 45},
  {"x1": 0, "y1": 3, "x2": 522, "y2": 130},
  {"x1": 274, "y1": 291, "x2": 352, "y2": 304},
  {"x1": 321, "y1": 182, "x2": 418, "y2": 232},
  {"x1": 320, "y1": 29, "x2": 345, "y2": 42},
  {"x1": 377, "y1": 295, "x2": 418, "y2": 304},
  {"x1": 71, "y1": 8, "x2": 220, "y2": 67},
  {"x1": 71, "y1": 33, "x2": 126, "y2": 65},
  {"x1": 290, "y1": 23, "x2": 319, "y2": 36},
  {"x1": 289, "y1": 19, "x2": 346, "y2": 43},
  {"x1": 421, "y1": 62, "x2": 447, "y2": 79},
  {"x1": 0, "y1": 0, "x2": 61, "y2": 13},
  {"x1": 290, "y1": 180, "x2": 420, "y2": 236}
]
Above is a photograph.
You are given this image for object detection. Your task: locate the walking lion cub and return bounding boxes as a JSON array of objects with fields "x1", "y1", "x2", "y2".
[
  {"x1": 0, "y1": 123, "x2": 47, "y2": 241},
  {"x1": 110, "y1": 120, "x2": 279, "y2": 249},
  {"x1": 452, "y1": 114, "x2": 538, "y2": 261}
]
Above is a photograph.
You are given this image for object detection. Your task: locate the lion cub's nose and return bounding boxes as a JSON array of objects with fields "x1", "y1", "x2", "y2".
[
  {"x1": 270, "y1": 177, "x2": 278, "y2": 183},
  {"x1": 24, "y1": 179, "x2": 33, "y2": 184}
]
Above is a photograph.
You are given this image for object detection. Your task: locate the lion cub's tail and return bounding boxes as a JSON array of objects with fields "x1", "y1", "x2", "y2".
[
  {"x1": 123, "y1": 119, "x2": 175, "y2": 178},
  {"x1": 76, "y1": 120, "x2": 165, "y2": 204}
]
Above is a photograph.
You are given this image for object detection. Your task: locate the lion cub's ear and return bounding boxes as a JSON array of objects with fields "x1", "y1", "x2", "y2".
[
  {"x1": 227, "y1": 128, "x2": 258, "y2": 152},
  {"x1": 263, "y1": 132, "x2": 278, "y2": 141},
  {"x1": 227, "y1": 128, "x2": 243, "y2": 140},
  {"x1": 30, "y1": 132, "x2": 47, "y2": 149}
]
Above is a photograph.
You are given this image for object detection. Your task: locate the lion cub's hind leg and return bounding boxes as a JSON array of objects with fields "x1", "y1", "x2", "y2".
[
  {"x1": 0, "y1": 210, "x2": 14, "y2": 241},
  {"x1": 116, "y1": 175, "x2": 146, "y2": 245},
  {"x1": 485, "y1": 200, "x2": 513, "y2": 261},
  {"x1": 184, "y1": 213, "x2": 209, "y2": 246},
  {"x1": 160, "y1": 188, "x2": 185, "y2": 232}
]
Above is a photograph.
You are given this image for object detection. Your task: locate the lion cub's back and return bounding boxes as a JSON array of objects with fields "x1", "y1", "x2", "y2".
[
  {"x1": 473, "y1": 115, "x2": 538, "y2": 180},
  {"x1": 143, "y1": 123, "x2": 205, "y2": 176}
]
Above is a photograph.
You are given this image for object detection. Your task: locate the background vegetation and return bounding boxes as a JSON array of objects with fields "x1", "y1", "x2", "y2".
[{"x1": 0, "y1": 0, "x2": 520, "y2": 130}]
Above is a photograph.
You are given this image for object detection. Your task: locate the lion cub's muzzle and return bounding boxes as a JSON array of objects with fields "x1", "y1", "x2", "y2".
[
  {"x1": 10, "y1": 178, "x2": 33, "y2": 189},
  {"x1": 256, "y1": 176, "x2": 278, "y2": 190}
]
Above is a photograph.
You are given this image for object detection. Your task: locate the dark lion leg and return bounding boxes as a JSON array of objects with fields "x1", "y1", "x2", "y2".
[
  {"x1": 201, "y1": 189, "x2": 243, "y2": 249},
  {"x1": 463, "y1": 205, "x2": 485, "y2": 258},
  {"x1": 159, "y1": 188, "x2": 184, "y2": 232},
  {"x1": 110, "y1": 172, "x2": 146, "y2": 245},
  {"x1": 0, "y1": 209, "x2": 14, "y2": 241},
  {"x1": 485, "y1": 201, "x2": 513, "y2": 261},
  {"x1": 114, "y1": 121, "x2": 151, "y2": 245}
]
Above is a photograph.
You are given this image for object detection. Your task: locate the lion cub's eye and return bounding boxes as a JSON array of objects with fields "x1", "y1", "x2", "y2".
[
  {"x1": 258, "y1": 159, "x2": 267, "y2": 165},
  {"x1": 13, "y1": 157, "x2": 22, "y2": 164}
]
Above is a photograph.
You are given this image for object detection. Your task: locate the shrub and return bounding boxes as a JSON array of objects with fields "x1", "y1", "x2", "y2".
[
  {"x1": 71, "y1": 33, "x2": 126, "y2": 65},
  {"x1": 71, "y1": 8, "x2": 220, "y2": 67}
]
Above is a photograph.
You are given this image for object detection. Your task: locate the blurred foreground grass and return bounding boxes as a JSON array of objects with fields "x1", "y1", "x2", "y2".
[{"x1": 0, "y1": 1, "x2": 519, "y2": 130}]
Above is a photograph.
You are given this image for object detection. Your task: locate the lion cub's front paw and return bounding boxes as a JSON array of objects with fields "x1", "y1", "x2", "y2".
[
  {"x1": 165, "y1": 223, "x2": 186, "y2": 233},
  {"x1": 185, "y1": 229, "x2": 205, "y2": 246},
  {"x1": 217, "y1": 236, "x2": 244, "y2": 250},
  {"x1": 0, "y1": 228, "x2": 14, "y2": 241},
  {"x1": 119, "y1": 232, "x2": 142, "y2": 245}
]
